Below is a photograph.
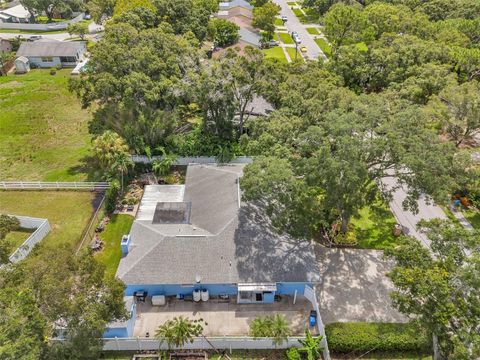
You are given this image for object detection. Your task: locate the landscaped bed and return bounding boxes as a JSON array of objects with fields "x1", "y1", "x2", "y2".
[
  {"x1": 0, "y1": 191, "x2": 97, "y2": 251},
  {"x1": 0, "y1": 69, "x2": 93, "y2": 181},
  {"x1": 306, "y1": 27, "x2": 320, "y2": 35},
  {"x1": 286, "y1": 47, "x2": 302, "y2": 62}
]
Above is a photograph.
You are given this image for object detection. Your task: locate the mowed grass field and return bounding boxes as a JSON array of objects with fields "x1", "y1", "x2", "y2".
[
  {"x1": 0, "y1": 191, "x2": 97, "y2": 250},
  {"x1": 0, "y1": 69, "x2": 93, "y2": 181}
]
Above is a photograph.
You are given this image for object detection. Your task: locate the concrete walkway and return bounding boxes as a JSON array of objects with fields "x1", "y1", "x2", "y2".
[
  {"x1": 315, "y1": 247, "x2": 406, "y2": 324},
  {"x1": 272, "y1": 0, "x2": 326, "y2": 60}
]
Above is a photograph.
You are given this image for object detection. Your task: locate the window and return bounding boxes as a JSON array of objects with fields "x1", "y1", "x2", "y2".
[
  {"x1": 41, "y1": 57, "x2": 53, "y2": 62},
  {"x1": 60, "y1": 56, "x2": 77, "y2": 63}
]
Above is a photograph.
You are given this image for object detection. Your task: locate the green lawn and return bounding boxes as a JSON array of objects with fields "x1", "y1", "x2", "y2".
[
  {"x1": 287, "y1": 1, "x2": 297, "y2": 5},
  {"x1": 315, "y1": 38, "x2": 332, "y2": 58},
  {"x1": 464, "y1": 209, "x2": 480, "y2": 229},
  {"x1": 0, "y1": 69, "x2": 94, "y2": 181},
  {"x1": 286, "y1": 47, "x2": 303, "y2": 62},
  {"x1": 262, "y1": 47, "x2": 288, "y2": 63},
  {"x1": 274, "y1": 17, "x2": 284, "y2": 26},
  {"x1": 350, "y1": 197, "x2": 398, "y2": 250},
  {"x1": 306, "y1": 27, "x2": 320, "y2": 35},
  {"x1": 278, "y1": 31, "x2": 294, "y2": 44},
  {"x1": 0, "y1": 191, "x2": 96, "y2": 251},
  {"x1": 95, "y1": 214, "x2": 135, "y2": 279},
  {"x1": 4, "y1": 229, "x2": 34, "y2": 254}
]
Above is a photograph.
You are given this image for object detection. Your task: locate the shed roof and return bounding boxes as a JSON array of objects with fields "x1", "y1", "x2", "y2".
[
  {"x1": 15, "y1": 56, "x2": 29, "y2": 63},
  {"x1": 16, "y1": 41, "x2": 85, "y2": 57},
  {"x1": 116, "y1": 164, "x2": 320, "y2": 286}
]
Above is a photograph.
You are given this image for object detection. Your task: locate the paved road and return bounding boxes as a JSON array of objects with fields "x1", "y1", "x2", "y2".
[
  {"x1": 272, "y1": 0, "x2": 326, "y2": 60},
  {"x1": 315, "y1": 247, "x2": 406, "y2": 324},
  {"x1": 0, "y1": 32, "x2": 71, "y2": 40},
  {"x1": 381, "y1": 176, "x2": 447, "y2": 249}
]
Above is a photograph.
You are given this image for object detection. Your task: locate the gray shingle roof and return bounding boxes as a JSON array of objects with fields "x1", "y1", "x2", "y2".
[
  {"x1": 116, "y1": 164, "x2": 320, "y2": 285},
  {"x1": 16, "y1": 41, "x2": 85, "y2": 57}
]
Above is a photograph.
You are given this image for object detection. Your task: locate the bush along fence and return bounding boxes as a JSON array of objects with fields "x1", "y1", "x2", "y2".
[
  {"x1": 132, "y1": 155, "x2": 253, "y2": 165},
  {"x1": 0, "y1": 181, "x2": 109, "y2": 191},
  {"x1": 325, "y1": 322, "x2": 430, "y2": 354},
  {"x1": 8, "y1": 215, "x2": 51, "y2": 263},
  {"x1": 0, "y1": 13, "x2": 84, "y2": 31}
]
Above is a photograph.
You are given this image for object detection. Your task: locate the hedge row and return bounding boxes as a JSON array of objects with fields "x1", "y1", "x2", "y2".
[{"x1": 325, "y1": 322, "x2": 430, "y2": 353}]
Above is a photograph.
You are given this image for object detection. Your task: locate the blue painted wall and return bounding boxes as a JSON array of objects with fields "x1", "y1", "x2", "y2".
[
  {"x1": 104, "y1": 300, "x2": 136, "y2": 338},
  {"x1": 263, "y1": 291, "x2": 275, "y2": 303},
  {"x1": 276, "y1": 282, "x2": 308, "y2": 295},
  {"x1": 125, "y1": 283, "x2": 238, "y2": 297}
]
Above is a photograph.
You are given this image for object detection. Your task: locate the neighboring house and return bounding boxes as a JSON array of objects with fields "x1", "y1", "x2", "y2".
[
  {"x1": 0, "y1": 4, "x2": 30, "y2": 23},
  {"x1": 216, "y1": 6, "x2": 261, "y2": 47},
  {"x1": 16, "y1": 40, "x2": 86, "y2": 68},
  {"x1": 108, "y1": 164, "x2": 320, "y2": 338},
  {"x1": 219, "y1": 0, "x2": 254, "y2": 11}
]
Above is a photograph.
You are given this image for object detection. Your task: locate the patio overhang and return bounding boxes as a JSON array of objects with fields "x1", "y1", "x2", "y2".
[{"x1": 237, "y1": 283, "x2": 277, "y2": 292}]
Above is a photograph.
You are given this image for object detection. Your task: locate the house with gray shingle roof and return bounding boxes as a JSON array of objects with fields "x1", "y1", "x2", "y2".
[
  {"x1": 108, "y1": 164, "x2": 320, "y2": 337},
  {"x1": 16, "y1": 40, "x2": 86, "y2": 68}
]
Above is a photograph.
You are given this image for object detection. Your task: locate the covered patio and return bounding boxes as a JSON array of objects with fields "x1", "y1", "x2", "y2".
[{"x1": 133, "y1": 295, "x2": 318, "y2": 337}]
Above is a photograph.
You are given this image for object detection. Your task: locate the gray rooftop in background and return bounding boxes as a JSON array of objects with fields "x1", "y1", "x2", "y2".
[
  {"x1": 116, "y1": 164, "x2": 320, "y2": 285},
  {"x1": 16, "y1": 41, "x2": 85, "y2": 57},
  {"x1": 219, "y1": 0, "x2": 254, "y2": 10}
]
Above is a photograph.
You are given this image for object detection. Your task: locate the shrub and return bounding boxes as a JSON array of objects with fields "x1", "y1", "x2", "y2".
[
  {"x1": 325, "y1": 322, "x2": 430, "y2": 353},
  {"x1": 105, "y1": 180, "x2": 120, "y2": 214},
  {"x1": 0, "y1": 214, "x2": 20, "y2": 240},
  {"x1": 285, "y1": 347, "x2": 301, "y2": 360},
  {"x1": 55, "y1": 64, "x2": 62, "y2": 70},
  {"x1": 49, "y1": 68, "x2": 56, "y2": 75}
]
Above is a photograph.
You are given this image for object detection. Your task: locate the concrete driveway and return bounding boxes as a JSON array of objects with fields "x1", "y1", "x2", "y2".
[
  {"x1": 315, "y1": 247, "x2": 406, "y2": 324},
  {"x1": 272, "y1": 0, "x2": 326, "y2": 60},
  {"x1": 381, "y1": 176, "x2": 447, "y2": 249}
]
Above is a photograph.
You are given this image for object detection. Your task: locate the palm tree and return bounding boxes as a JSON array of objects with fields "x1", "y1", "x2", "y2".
[
  {"x1": 92, "y1": 131, "x2": 132, "y2": 181},
  {"x1": 111, "y1": 152, "x2": 133, "y2": 192},
  {"x1": 155, "y1": 316, "x2": 204, "y2": 349},
  {"x1": 298, "y1": 329, "x2": 324, "y2": 360},
  {"x1": 152, "y1": 154, "x2": 178, "y2": 179},
  {"x1": 271, "y1": 314, "x2": 291, "y2": 346}
]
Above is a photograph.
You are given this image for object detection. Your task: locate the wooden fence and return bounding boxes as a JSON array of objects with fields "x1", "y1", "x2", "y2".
[
  {"x1": 0, "y1": 181, "x2": 109, "y2": 190},
  {"x1": 76, "y1": 194, "x2": 106, "y2": 254}
]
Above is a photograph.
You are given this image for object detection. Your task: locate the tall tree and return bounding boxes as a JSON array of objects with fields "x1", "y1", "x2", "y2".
[
  {"x1": 252, "y1": 1, "x2": 280, "y2": 41},
  {"x1": 427, "y1": 80, "x2": 480, "y2": 147},
  {"x1": 92, "y1": 130, "x2": 132, "y2": 178},
  {"x1": 385, "y1": 219, "x2": 480, "y2": 359},
  {"x1": 21, "y1": 0, "x2": 83, "y2": 22}
]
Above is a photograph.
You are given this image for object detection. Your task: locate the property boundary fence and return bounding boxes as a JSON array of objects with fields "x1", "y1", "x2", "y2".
[
  {"x1": 76, "y1": 194, "x2": 106, "y2": 254},
  {"x1": 50, "y1": 336, "x2": 308, "y2": 352},
  {"x1": 0, "y1": 13, "x2": 84, "y2": 31},
  {"x1": 0, "y1": 181, "x2": 109, "y2": 190},
  {"x1": 132, "y1": 155, "x2": 253, "y2": 165},
  {"x1": 8, "y1": 215, "x2": 50, "y2": 263}
]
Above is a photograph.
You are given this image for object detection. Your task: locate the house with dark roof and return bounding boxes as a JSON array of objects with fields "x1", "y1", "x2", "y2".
[
  {"x1": 107, "y1": 164, "x2": 321, "y2": 337},
  {"x1": 16, "y1": 40, "x2": 86, "y2": 68}
]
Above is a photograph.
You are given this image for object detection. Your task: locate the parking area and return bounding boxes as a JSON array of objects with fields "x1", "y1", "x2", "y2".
[
  {"x1": 315, "y1": 247, "x2": 407, "y2": 324},
  {"x1": 133, "y1": 295, "x2": 318, "y2": 337}
]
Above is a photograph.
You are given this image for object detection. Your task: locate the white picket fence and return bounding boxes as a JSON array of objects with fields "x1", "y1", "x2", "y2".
[
  {"x1": 96, "y1": 336, "x2": 306, "y2": 351},
  {"x1": 132, "y1": 155, "x2": 253, "y2": 165},
  {"x1": 0, "y1": 13, "x2": 84, "y2": 31},
  {"x1": 0, "y1": 181, "x2": 109, "y2": 190},
  {"x1": 8, "y1": 215, "x2": 50, "y2": 263}
]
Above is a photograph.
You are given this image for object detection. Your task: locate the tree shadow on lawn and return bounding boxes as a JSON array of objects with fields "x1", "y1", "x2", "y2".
[{"x1": 67, "y1": 155, "x2": 103, "y2": 182}]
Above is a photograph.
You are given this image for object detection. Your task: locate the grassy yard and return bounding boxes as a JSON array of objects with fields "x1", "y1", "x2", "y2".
[
  {"x1": 262, "y1": 47, "x2": 288, "y2": 63},
  {"x1": 350, "y1": 197, "x2": 398, "y2": 250},
  {"x1": 4, "y1": 228, "x2": 34, "y2": 254},
  {"x1": 286, "y1": 47, "x2": 303, "y2": 62},
  {"x1": 278, "y1": 31, "x2": 294, "y2": 44},
  {"x1": 0, "y1": 69, "x2": 94, "y2": 181},
  {"x1": 306, "y1": 27, "x2": 320, "y2": 35},
  {"x1": 315, "y1": 38, "x2": 332, "y2": 58},
  {"x1": 0, "y1": 28, "x2": 68, "y2": 34},
  {"x1": 274, "y1": 17, "x2": 284, "y2": 26},
  {"x1": 95, "y1": 214, "x2": 135, "y2": 279},
  {"x1": 0, "y1": 191, "x2": 97, "y2": 250}
]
